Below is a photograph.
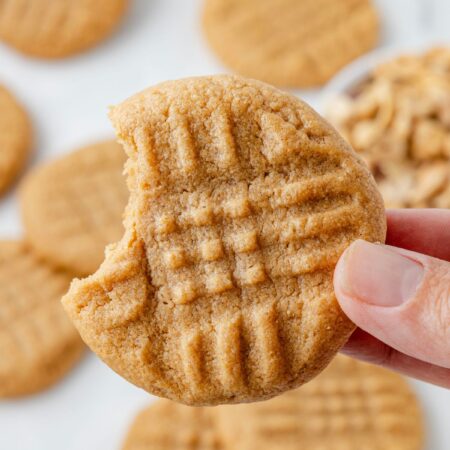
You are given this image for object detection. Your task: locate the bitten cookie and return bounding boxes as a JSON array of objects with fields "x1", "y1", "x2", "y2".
[
  {"x1": 20, "y1": 140, "x2": 128, "y2": 277},
  {"x1": 202, "y1": 0, "x2": 379, "y2": 88},
  {"x1": 0, "y1": 0, "x2": 128, "y2": 59},
  {"x1": 62, "y1": 75, "x2": 386, "y2": 406},
  {"x1": 122, "y1": 401, "x2": 220, "y2": 450},
  {"x1": 0, "y1": 241, "x2": 84, "y2": 398},
  {"x1": 216, "y1": 355, "x2": 424, "y2": 450},
  {"x1": 0, "y1": 85, "x2": 32, "y2": 195}
]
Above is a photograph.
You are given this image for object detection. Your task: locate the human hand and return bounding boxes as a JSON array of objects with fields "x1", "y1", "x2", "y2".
[{"x1": 334, "y1": 209, "x2": 450, "y2": 388}]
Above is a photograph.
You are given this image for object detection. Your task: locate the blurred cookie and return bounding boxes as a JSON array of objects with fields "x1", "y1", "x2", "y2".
[
  {"x1": 0, "y1": 241, "x2": 83, "y2": 398},
  {"x1": 216, "y1": 356, "x2": 424, "y2": 450},
  {"x1": 122, "y1": 400, "x2": 220, "y2": 450},
  {"x1": 62, "y1": 75, "x2": 385, "y2": 406},
  {"x1": 327, "y1": 47, "x2": 450, "y2": 209},
  {"x1": 0, "y1": 0, "x2": 128, "y2": 58},
  {"x1": 124, "y1": 357, "x2": 423, "y2": 450},
  {"x1": 20, "y1": 140, "x2": 128, "y2": 276},
  {"x1": 0, "y1": 85, "x2": 32, "y2": 195},
  {"x1": 202, "y1": 0, "x2": 379, "y2": 87}
]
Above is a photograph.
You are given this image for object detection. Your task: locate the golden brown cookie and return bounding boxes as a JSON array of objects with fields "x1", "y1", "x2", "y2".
[
  {"x1": 202, "y1": 0, "x2": 379, "y2": 88},
  {"x1": 216, "y1": 356, "x2": 424, "y2": 450},
  {"x1": 327, "y1": 47, "x2": 450, "y2": 209},
  {"x1": 0, "y1": 85, "x2": 32, "y2": 195},
  {"x1": 0, "y1": 0, "x2": 129, "y2": 59},
  {"x1": 124, "y1": 357, "x2": 423, "y2": 450},
  {"x1": 122, "y1": 400, "x2": 221, "y2": 450},
  {"x1": 0, "y1": 241, "x2": 84, "y2": 398},
  {"x1": 20, "y1": 140, "x2": 128, "y2": 277},
  {"x1": 62, "y1": 75, "x2": 386, "y2": 406}
]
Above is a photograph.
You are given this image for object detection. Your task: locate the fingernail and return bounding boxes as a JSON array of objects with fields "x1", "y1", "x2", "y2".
[{"x1": 338, "y1": 241, "x2": 424, "y2": 307}]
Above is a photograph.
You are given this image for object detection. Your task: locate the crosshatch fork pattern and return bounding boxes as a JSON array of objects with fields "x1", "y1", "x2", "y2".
[
  {"x1": 0, "y1": 242, "x2": 74, "y2": 351},
  {"x1": 152, "y1": 192, "x2": 363, "y2": 306},
  {"x1": 216, "y1": 356, "x2": 424, "y2": 450},
  {"x1": 0, "y1": 241, "x2": 83, "y2": 397},
  {"x1": 64, "y1": 75, "x2": 386, "y2": 406},
  {"x1": 143, "y1": 106, "x2": 367, "y2": 307}
]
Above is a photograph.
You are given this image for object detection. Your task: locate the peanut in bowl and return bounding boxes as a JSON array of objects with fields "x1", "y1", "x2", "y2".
[{"x1": 322, "y1": 42, "x2": 450, "y2": 209}]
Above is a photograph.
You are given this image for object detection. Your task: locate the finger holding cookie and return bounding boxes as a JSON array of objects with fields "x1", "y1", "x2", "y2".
[{"x1": 335, "y1": 209, "x2": 450, "y2": 388}]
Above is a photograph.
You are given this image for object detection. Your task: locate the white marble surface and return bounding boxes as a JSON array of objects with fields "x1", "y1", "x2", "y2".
[{"x1": 0, "y1": 1, "x2": 449, "y2": 449}]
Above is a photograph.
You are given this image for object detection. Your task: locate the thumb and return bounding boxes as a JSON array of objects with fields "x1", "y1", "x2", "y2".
[{"x1": 334, "y1": 240, "x2": 450, "y2": 369}]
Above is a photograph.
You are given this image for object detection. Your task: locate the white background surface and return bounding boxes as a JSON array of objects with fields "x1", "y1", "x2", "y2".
[{"x1": 0, "y1": 1, "x2": 449, "y2": 449}]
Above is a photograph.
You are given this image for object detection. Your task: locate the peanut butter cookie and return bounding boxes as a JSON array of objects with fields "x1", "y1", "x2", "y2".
[
  {"x1": 216, "y1": 356, "x2": 424, "y2": 450},
  {"x1": 0, "y1": 85, "x2": 31, "y2": 195},
  {"x1": 122, "y1": 400, "x2": 220, "y2": 450},
  {"x1": 62, "y1": 75, "x2": 385, "y2": 405},
  {"x1": 0, "y1": 241, "x2": 83, "y2": 397},
  {"x1": 203, "y1": 0, "x2": 379, "y2": 87},
  {"x1": 20, "y1": 140, "x2": 128, "y2": 276},
  {"x1": 0, "y1": 0, "x2": 128, "y2": 58}
]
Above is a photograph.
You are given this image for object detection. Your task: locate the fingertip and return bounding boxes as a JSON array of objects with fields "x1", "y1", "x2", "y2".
[
  {"x1": 335, "y1": 241, "x2": 450, "y2": 369},
  {"x1": 333, "y1": 239, "x2": 367, "y2": 307}
]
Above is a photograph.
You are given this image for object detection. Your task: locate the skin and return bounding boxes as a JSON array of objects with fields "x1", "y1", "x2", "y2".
[{"x1": 334, "y1": 209, "x2": 450, "y2": 389}]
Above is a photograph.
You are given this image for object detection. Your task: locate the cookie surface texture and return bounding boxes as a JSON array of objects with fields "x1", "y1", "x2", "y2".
[
  {"x1": 62, "y1": 75, "x2": 386, "y2": 406},
  {"x1": 0, "y1": 0, "x2": 128, "y2": 58},
  {"x1": 20, "y1": 140, "x2": 128, "y2": 276},
  {"x1": 0, "y1": 241, "x2": 84, "y2": 398},
  {"x1": 202, "y1": 0, "x2": 379, "y2": 87},
  {"x1": 215, "y1": 355, "x2": 424, "y2": 450},
  {"x1": 122, "y1": 400, "x2": 220, "y2": 450},
  {"x1": 0, "y1": 85, "x2": 32, "y2": 195}
]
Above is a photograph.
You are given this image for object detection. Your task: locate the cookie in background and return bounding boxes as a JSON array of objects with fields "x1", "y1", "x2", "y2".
[
  {"x1": 327, "y1": 47, "x2": 450, "y2": 209},
  {"x1": 0, "y1": 241, "x2": 83, "y2": 398},
  {"x1": 20, "y1": 140, "x2": 128, "y2": 277},
  {"x1": 0, "y1": 85, "x2": 32, "y2": 196},
  {"x1": 202, "y1": 0, "x2": 379, "y2": 88},
  {"x1": 122, "y1": 400, "x2": 220, "y2": 450},
  {"x1": 216, "y1": 355, "x2": 424, "y2": 450},
  {"x1": 122, "y1": 356, "x2": 424, "y2": 450},
  {"x1": 0, "y1": 0, "x2": 129, "y2": 59}
]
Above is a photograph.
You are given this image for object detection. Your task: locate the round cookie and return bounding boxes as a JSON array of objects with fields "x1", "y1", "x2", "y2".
[
  {"x1": 122, "y1": 401, "x2": 220, "y2": 450},
  {"x1": 215, "y1": 356, "x2": 424, "y2": 450},
  {"x1": 202, "y1": 0, "x2": 379, "y2": 88},
  {"x1": 0, "y1": 85, "x2": 32, "y2": 195},
  {"x1": 62, "y1": 75, "x2": 386, "y2": 406},
  {"x1": 20, "y1": 140, "x2": 128, "y2": 277},
  {"x1": 0, "y1": 241, "x2": 84, "y2": 398},
  {"x1": 0, "y1": 0, "x2": 129, "y2": 59}
]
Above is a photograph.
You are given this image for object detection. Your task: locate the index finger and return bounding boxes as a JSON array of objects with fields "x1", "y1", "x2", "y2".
[{"x1": 386, "y1": 209, "x2": 450, "y2": 261}]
